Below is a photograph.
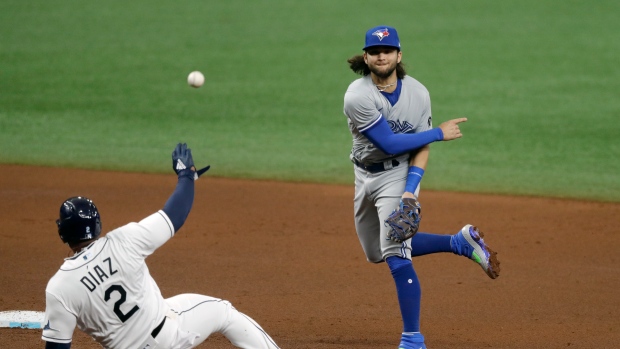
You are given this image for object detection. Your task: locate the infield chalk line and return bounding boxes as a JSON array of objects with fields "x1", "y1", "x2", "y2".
[{"x1": 0, "y1": 310, "x2": 45, "y2": 329}]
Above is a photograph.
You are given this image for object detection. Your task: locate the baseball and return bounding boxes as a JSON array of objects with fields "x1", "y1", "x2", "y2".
[{"x1": 187, "y1": 71, "x2": 204, "y2": 88}]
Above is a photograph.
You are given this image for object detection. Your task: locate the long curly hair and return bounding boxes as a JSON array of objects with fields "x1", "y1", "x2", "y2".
[{"x1": 347, "y1": 54, "x2": 406, "y2": 79}]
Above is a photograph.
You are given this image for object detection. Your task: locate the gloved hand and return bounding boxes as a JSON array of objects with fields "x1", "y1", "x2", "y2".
[
  {"x1": 384, "y1": 197, "x2": 421, "y2": 242},
  {"x1": 172, "y1": 143, "x2": 210, "y2": 180}
]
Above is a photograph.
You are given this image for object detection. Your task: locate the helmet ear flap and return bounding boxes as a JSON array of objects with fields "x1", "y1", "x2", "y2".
[
  {"x1": 94, "y1": 216, "x2": 102, "y2": 237},
  {"x1": 56, "y1": 218, "x2": 64, "y2": 242}
]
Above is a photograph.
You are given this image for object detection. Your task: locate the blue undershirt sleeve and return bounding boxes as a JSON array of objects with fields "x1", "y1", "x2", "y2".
[
  {"x1": 405, "y1": 166, "x2": 425, "y2": 194},
  {"x1": 162, "y1": 169, "x2": 195, "y2": 232},
  {"x1": 45, "y1": 342, "x2": 71, "y2": 349},
  {"x1": 362, "y1": 116, "x2": 443, "y2": 155}
]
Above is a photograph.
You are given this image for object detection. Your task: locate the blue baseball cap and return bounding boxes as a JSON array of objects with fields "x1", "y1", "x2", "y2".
[{"x1": 363, "y1": 25, "x2": 401, "y2": 51}]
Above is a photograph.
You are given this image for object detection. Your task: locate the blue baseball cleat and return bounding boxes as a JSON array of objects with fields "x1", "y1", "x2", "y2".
[
  {"x1": 451, "y1": 224, "x2": 500, "y2": 279},
  {"x1": 398, "y1": 332, "x2": 426, "y2": 349}
]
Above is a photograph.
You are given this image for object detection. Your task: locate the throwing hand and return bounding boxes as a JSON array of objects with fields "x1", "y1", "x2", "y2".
[{"x1": 438, "y1": 118, "x2": 467, "y2": 141}]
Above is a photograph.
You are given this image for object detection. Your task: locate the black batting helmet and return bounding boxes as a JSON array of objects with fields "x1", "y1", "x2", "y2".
[{"x1": 56, "y1": 196, "x2": 102, "y2": 244}]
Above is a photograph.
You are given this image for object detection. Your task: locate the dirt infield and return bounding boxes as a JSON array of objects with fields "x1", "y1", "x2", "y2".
[{"x1": 1, "y1": 164, "x2": 618, "y2": 348}]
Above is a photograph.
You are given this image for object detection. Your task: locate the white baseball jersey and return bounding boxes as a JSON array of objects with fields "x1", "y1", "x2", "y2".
[
  {"x1": 42, "y1": 210, "x2": 174, "y2": 349},
  {"x1": 42, "y1": 210, "x2": 281, "y2": 349},
  {"x1": 343, "y1": 75, "x2": 433, "y2": 164}
]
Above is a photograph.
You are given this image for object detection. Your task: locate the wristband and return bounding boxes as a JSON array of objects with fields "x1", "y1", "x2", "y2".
[{"x1": 405, "y1": 166, "x2": 425, "y2": 194}]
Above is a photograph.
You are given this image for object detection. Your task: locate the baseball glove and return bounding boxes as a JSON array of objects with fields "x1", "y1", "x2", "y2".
[{"x1": 384, "y1": 197, "x2": 422, "y2": 242}]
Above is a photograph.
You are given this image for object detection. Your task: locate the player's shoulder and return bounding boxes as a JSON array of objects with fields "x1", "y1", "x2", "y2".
[
  {"x1": 46, "y1": 269, "x2": 65, "y2": 293},
  {"x1": 98, "y1": 223, "x2": 142, "y2": 253},
  {"x1": 402, "y1": 75, "x2": 429, "y2": 93},
  {"x1": 104, "y1": 211, "x2": 174, "y2": 254},
  {"x1": 346, "y1": 75, "x2": 374, "y2": 93},
  {"x1": 344, "y1": 76, "x2": 374, "y2": 104}
]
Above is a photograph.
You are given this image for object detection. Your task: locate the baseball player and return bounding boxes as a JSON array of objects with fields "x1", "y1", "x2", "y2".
[
  {"x1": 42, "y1": 143, "x2": 280, "y2": 349},
  {"x1": 343, "y1": 26, "x2": 500, "y2": 349}
]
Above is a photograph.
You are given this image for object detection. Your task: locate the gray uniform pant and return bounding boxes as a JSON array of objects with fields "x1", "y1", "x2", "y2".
[{"x1": 353, "y1": 158, "x2": 419, "y2": 263}]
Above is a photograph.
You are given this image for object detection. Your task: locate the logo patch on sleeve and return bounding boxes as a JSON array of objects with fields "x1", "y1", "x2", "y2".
[{"x1": 43, "y1": 320, "x2": 57, "y2": 331}]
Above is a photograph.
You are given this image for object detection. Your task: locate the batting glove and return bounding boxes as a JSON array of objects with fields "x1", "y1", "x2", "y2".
[{"x1": 172, "y1": 143, "x2": 210, "y2": 180}]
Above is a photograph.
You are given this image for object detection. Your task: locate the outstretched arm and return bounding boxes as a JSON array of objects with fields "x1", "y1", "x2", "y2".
[
  {"x1": 362, "y1": 116, "x2": 467, "y2": 155},
  {"x1": 162, "y1": 170, "x2": 195, "y2": 232},
  {"x1": 162, "y1": 143, "x2": 210, "y2": 232}
]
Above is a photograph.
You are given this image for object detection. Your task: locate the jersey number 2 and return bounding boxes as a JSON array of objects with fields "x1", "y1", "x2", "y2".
[{"x1": 104, "y1": 285, "x2": 140, "y2": 322}]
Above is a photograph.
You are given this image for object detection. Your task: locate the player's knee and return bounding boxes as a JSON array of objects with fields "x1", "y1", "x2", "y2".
[{"x1": 367, "y1": 256, "x2": 384, "y2": 263}]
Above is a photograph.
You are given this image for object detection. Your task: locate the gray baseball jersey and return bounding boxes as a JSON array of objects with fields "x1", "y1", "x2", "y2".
[
  {"x1": 343, "y1": 75, "x2": 432, "y2": 262},
  {"x1": 343, "y1": 75, "x2": 433, "y2": 164}
]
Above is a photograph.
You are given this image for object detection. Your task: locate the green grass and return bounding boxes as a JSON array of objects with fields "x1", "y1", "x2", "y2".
[{"x1": 1, "y1": 0, "x2": 618, "y2": 201}]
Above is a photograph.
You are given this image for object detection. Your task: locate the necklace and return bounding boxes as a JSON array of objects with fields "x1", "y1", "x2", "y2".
[{"x1": 375, "y1": 82, "x2": 396, "y2": 92}]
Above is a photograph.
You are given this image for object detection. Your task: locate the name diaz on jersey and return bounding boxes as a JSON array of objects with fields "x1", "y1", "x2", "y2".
[{"x1": 79, "y1": 257, "x2": 118, "y2": 292}]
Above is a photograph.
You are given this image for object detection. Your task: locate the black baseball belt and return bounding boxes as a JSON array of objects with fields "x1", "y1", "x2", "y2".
[
  {"x1": 353, "y1": 157, "x2": 401, "y2": 173},
  {"x1": 151, "y1": 317, "x2": 166, "y2": 338}
]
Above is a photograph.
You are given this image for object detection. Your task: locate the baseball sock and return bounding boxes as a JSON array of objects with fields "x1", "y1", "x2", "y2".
[
  {"x1": 410, "y1": 232, "x2": 452, "y2": 257},
  {"x1": 400, "y1": 332, "x2": 425, "y2": 347},
  {"x1": 386, "y1": 256, "x2": 421, "y2": 332}
]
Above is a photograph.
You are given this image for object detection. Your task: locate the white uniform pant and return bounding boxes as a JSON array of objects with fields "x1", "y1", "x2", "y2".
[{"x1": 143, "y1": 294, "x2": 279, "y2": 349}]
